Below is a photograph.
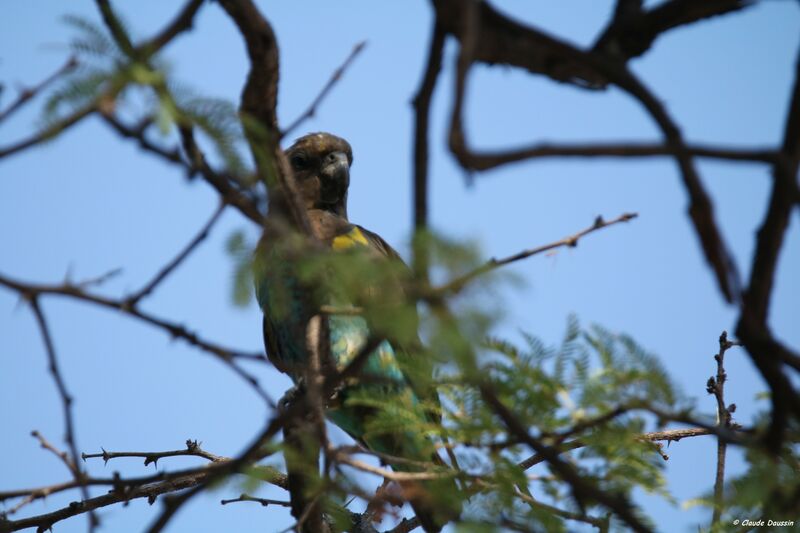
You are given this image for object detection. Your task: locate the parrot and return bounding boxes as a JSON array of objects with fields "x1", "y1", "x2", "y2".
[{"x1": 254, "y1": 132, "x2": 457, "y2": 532}]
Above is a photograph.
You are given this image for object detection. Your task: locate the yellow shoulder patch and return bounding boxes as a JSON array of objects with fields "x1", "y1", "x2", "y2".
[{"x1": 332, "y1": 227, "x2": 369, "y2": 250}]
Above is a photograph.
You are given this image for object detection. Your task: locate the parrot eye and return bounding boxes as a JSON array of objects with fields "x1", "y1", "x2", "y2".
[{"x1": 290, "y1": 153, "x2": 309, "y2": 170}]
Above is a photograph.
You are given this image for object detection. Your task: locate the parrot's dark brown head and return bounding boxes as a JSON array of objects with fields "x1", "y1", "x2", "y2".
[{"x1": 285, "y1": 132, "x2": 353, "y2": 218}]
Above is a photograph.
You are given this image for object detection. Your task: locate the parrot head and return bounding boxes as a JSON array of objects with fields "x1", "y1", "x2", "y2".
[{"x1": 286, "y1": 132, "x2": 353, "y2": 218}]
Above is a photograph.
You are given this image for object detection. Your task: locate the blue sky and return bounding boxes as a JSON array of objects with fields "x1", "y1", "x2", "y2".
[{"x1": 1, "y1": 1, "x2": 798, "y2": 532}]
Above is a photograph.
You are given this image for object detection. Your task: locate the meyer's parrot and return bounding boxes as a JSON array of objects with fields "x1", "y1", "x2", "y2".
[{"x1": 254, "y1": 132, "x2": 456, "y2": 532}]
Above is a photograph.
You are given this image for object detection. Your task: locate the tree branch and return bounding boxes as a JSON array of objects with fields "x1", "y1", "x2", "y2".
[
  {"x1": 439, "y1": 0, "x2": 742, "y2": 305},
  {"x1": 0, "y1": 272, "x2": 271, "y2": 404},
  {"x1": 217, "y1": 0, "x2": 311, "y2": 236},
  {"x1": 0, "y1": 470, "x2": 211, "y2": 533},
  {"x1": 736, "y1": 39, "x2": 800, "y2": 452},
  {"x1": 449, "y1": 141, "x2": 779, "y2": 171},
  {"x1": 593, "y1": 0, "x2": 754, "y2": 61},
  {"x1": 81, "y1": 439, "x2": 225, "y2": 468},
  {"x1": 94, "y1": 0, "x2": 136, "y2": 58}
]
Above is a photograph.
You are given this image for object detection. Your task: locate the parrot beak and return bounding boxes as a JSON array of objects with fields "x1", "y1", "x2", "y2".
[{"x1": 320, "y1": 151, "x2": 350, "y2": 205}]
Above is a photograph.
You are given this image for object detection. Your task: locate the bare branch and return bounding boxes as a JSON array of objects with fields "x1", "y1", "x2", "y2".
[
  {"x1": 440, "y1": 0, "x2": 742, "y2": 305},
  {"x1": 282, "y1": 41, "x2": 367, "y2": 139},
  {"x1": 434, "y1": 213, "x2": 637, "y2": 296},
  {"x1": 610, "y1": 65, "x2": 743, "y2": 304},
  {"x1": 217, "y1": 0, "x2": 312, "y2": 236},
  {"x1": 736, "y1": 40, "x2": 800, "y2": 452},
  {"x1": 141, "y1": 383, "x2": 322, "y2": 533},
  {"x1": 0, "y1": 103, "x2": 95, "y2": 160}
]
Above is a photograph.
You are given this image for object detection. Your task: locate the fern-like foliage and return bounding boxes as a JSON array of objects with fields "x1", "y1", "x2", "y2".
[{"x1": 40, "y1": 14, "x2": 250, "y2": 181}]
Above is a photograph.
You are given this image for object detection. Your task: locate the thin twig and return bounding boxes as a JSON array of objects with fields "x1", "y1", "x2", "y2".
[
  {"x1": 127, "y1": 202, "x2": 226, "y2": 305},
  {"x1": 282, "y1": 41, "x2": 367, "y2": 139},
  {"x1": 709, "y1": 331, "x2": 740, "y2": 526},
  {"x1": 518, "y1": 425, "x2": 743, "y2": 471},
  {"x1": 433, "y1": 213, "x2": 637, "y2": 296},
  {"x1": 27, "y1": 298, "x2": 97, "y2": 531},
  {"x1": 0, "y1": 103, "x2": 95, "y2": 160},
  {"x1": 82, "y1": 439, "x2": 225, "y2": 467},
  {"x1": 0, "y1": 56, "x2": 78, "y2": 124},
  {"x1": 220, "y1": 494, "x2": 291, "y2": 507},
  {"x1": 99, "y1": 113, "x2": 184, "y2": 165},
  {"x1": 331, "y1": 452, "x2": 453, "y2": 482},
  {"x1": 104, "y1": 113, "x2": 265, "y2": 226},
  {"x1": 30, "y1": 431, "x2": 80, "y2": 478},
  {"x1": 179, "y1": 126, "x2": 264, "y2": 224},
  {"x1": 610, "y1": 64, "x2": 743, "y2": 304}
]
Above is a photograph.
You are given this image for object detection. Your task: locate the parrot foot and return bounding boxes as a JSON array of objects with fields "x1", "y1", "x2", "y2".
[{"x1": 278, "y1": 379, "x2": 306, "y2": 413}]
